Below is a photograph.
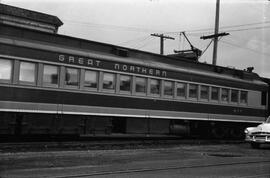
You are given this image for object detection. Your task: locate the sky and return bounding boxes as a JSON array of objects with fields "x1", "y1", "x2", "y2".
[{"x1": 2, "y1": 0, "x2": 270, "y2": 78}]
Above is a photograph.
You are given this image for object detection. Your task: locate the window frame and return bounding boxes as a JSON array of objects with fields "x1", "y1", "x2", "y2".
[
  {"x1": 19, "y1": 61, "x2": 37, "y2": 85},
  {"x1": 175, "y1": 82, "x2": 186, "y2": 99},
  {"x1": 135, "y1": 76, "x2": 147, "y2": 96},
  {"x1": 102, "y1": 72, "x2": 116, "y2": 93},
  {"x1": 231, "y1": 89, "x2": 239, "y2": 103},
  {"x1": 119, "y1": 74, "x2": 132, "y2": 94},
  {"x1": 83, "y1": 69, "x2": 98, "y2": 91},
  {"x1": 240, "y1": 90, "x2": 248, "y2": 104},
  {"x1": 0, "y1": 58, "x2": 13, "y2": 83},
  {"x1": 64, "y1": 67, "x2": 80, "y2": 89},
  {"x1": 149, "y1": 78, "x2": 161, "y2": 97},
  {"x1": 211, "y1": 86, "x2": 219, "y2": 102},
  {"x1": 221, "y1": 88, "x2": 229, "y2": 103},
  {"x1": 200, "y1": 85, "x2": 210, "y2": 101},
  {"x1": 188, "y1": 83, "x2": 198, "y2": 100},
  {"x1": 42, "y1": 64, "x2": 59, "y2": 88},
  {"x1": 163, "y1": 80, "x2": 174, "y2": 98}
]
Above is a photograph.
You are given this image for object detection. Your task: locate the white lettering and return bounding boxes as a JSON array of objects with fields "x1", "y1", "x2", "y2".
[
  {"x1": 156, "y1": 70, "x2": 160, "y2": 76},
  {"x1": 162, "y1": 71, "x2": 167, "y2": 77},
  {"x1": 130, "y1": 66, "x2": 135, "y2": 72},
  {"x1": 96, "y1": 60, "x2": 101, "y2": 67},
  {"x1": 69, "y1": 56, "x2": 75, "y2": 63},
  {"x1": 59, "y1": 55, "x2": 65, "y2": 62},
  {"x1": 78, "y1": 58, "x2": 84, "y2": 65},
  {"x1": 123, "y1": 65, "x2": 128, "y2": 71},
  {"x1": 114, "y1": 64, "x2": 120, "y2": 70},
  {"x1": 87, "y1": 59, "x2": 93, "y2": 66}
]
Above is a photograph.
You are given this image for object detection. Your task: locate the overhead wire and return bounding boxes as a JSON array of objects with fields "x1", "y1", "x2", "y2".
[
  {"x1": 136, "y1": 37, "x2": 157, "y2": 50},
  {"x1": 129, "y1": 36, "x2": 154, "y2": 49},
  {"x1": 62, "y1": 19, "x2": 165, "y2": 33},
  {"x1": 117, "y1": 35, "x2": 151, "y2": 46},
  {"x1": 219, "y1": 39, "x2": 270, "y2": 57},
  {"x1": 165, "y1": 20, "x2": 270, "y2": 35}
]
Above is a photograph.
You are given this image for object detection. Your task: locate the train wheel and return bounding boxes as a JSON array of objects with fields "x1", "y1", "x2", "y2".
[
  {"x1": 228, "y1": 128, "x2": 243, "y2": 139},
  {"x1": 251, "y1": 142, "x2": 260, "y2": 149},
  {"x1": 211, "y1": 127, "x2": 226, "y2": 139}
]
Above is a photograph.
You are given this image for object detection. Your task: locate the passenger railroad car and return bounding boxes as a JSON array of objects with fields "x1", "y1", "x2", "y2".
[{"x1": 0, "y1": 4, "x2": 268, "y2": 139}]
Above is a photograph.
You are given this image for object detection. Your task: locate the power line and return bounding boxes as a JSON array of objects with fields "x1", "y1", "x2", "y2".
[
  {"x1": 165, "y1": 20, "x2": 270, "y2": 35},
  {"x1": 117, "y1": 35, "x2": 150, "y2": 46},
  {"x1": 219, "y1": 40, "x2": 270, "y2": 57},
  {"x1": 136, "y1": 37, "x2": 157, "y2": 50},
  {"x1": 63, "y1": 19, "x2": 165, "y2": 33},
  {"x1": 130, "y1": 36, "x2": 154, "y2": 49},
  {"x1": 226, "y1": 25, "x2": 270, "y2": 33}
]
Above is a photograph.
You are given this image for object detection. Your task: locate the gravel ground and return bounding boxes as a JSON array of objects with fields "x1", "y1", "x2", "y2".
[{"x1": 0, "y1": 142, "x2": 270, "y2": 172}]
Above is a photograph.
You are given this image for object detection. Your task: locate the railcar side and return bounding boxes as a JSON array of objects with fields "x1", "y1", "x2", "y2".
[{"x1": 0, "y1": 40, "x2": 268, "y2": 139}]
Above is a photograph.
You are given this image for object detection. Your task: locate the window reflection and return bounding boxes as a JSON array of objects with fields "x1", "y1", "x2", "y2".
[
  {"x1": 65, "y1": 68, "x2": 79, "y2": 87},
  {"x1": 221, "y1": 88, "x2": 229, "y2": 102},
  {"x1": 103, "y1": 72, "x2": 115, "y2": 90},
  {"x1": 150, "y1": 79, "x2": 160, "y2": 95},
  {"x1": 0, "y1": 59, "x2": 12, "y2": 80},
  {"x1": 84, "y1": 70, "x2": 98, "y2": 88},
  {"x1": 231, "y1": 90, "x2": 238, "y2": 103},
  {"x1": 19, "y1": 61, "x2": 36, "y2": 83},
  {"x1": 164, "y1": 81, "x2": 173, "y2": 96},
  {"x1": 43, "y1": 65, "x2": 58, "y2": 86},
  {"x1": 240, "y1": 91, "x2": 248, "y2": 104},
  {"x1": 211, "y1": 87, "x2": 219, "y2": 101},
  {"x1": 135, "y1": 77, "x2": 146, "y2": 93},
  {"x1": 176, "y1": 83, "x2": 186, "y2": 97},
  {"x1": 120, "y1": 75, "x2": 131, "y2": 92},
  {"x1": 189, "y1": 84, "x2": 198, "y2": 99},
  {"x1": 200, "y1": 85, "x2": 209, "y2": 100}
]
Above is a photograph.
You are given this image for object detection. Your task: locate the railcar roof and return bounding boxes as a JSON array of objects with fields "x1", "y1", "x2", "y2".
[{"x1": 0, "y1": 4, "x2": 63, "y2": 26}]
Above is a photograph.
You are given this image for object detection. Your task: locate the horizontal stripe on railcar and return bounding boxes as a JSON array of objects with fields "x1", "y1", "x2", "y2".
[
  {"x1": 0, "y1": 85, "x2": 266, "y2": 117},
  {"x1": 0, "y1": 100, "x2": 265, "y2": 123}
]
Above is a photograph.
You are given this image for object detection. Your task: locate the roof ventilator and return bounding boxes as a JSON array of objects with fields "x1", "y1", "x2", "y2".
[{"x1": 112, "y1": 47, "x2": 129, "y2": 57}]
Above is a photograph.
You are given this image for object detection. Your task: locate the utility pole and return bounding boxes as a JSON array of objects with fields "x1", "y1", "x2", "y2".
[
  {"x1": 200, "y1": 0, "x2": 229, "y2": 65},
  {"x1": 212, "y1": 0, "x2": 220, "y2": 65},
  {"x1": 151, "y1": 33, "x2": 175, "y2": 55}
]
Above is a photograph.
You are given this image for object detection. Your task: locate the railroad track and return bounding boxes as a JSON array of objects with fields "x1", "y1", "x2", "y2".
[
  {"x1": 52, "y1": 160, "x2": 270, "y2": 178},
  {"x1": 0, "y1": 139, "x2": 244, "y2": 152}
]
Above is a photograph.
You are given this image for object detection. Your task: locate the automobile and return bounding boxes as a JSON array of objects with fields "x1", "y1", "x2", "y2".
[{"x1": 245, "y1": 116, "x2": 270, "y2": 148}]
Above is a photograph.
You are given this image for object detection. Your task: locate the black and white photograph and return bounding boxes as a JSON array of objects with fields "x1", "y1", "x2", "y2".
[{"x1": 0, "y1": 0, "x2": 270, "y2": 177}]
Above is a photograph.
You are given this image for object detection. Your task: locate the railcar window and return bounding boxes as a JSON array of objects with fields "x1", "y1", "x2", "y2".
[
  {"x1": 120, "y1": 75, "x2": 131, "y2": 92},
  {"x1": 261, "y1": 91, "x2": 267, "y2": 106},
  {"x1": 200, "y1": 85, "x2": 209, "y2": 100},
  {"x1": 176, "y1": 82, "x2": 186, "y2": 98},
  {"x1": 221, "y1": 88, "x2": 229, "y2": 102},
  {"x1": 19, "y1": 61, "x2": 36, "y2": 83},
  {"x1": 231, "y1": 90, "x2": 239, "y2": 103},
  {"x1": 84, "y1": 70, "x2": 98, "y2": 88},
  {"x1": 164, "y1": 81, "x2": 173, "y2": 96},
  {"x1": 65, "y1": 67, "x2": 79, "y2": 87},
  {"x1": 103, "y1": 72, "x2": 115, "y2": 90},
  {"x1": 0, "y1": 59, "x2": 12, "y2": 81},
  {"x1": 150, "y1": 79, "x2": 160, "y2": 95},
  {"x1": 240, "y1": 91, "x2": 248, "y2": 104},
  {"x1": 135, "y1": 77, "x2": 146, "y2": 94},
  {"x1": 211, "y1": 87, "x2": 219, "y2": 101},
  {"x1": 189, "y1": 84, "x2": 198, "y2": 99},
  {"x1": 43, "y1": 65, "x2": 59, "y2": 86}
]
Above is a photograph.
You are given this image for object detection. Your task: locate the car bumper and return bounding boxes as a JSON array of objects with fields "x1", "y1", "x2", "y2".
[{"x1": 245, "y1": 135, "x2": 270, "y2": 143}]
